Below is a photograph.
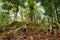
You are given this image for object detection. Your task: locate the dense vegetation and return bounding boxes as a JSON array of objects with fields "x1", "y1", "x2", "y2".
[{"x1": 0, "y1": 0, "x2": 60, "y2": 40}]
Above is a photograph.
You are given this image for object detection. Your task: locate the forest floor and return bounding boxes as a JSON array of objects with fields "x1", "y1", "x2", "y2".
[
  {"x1": 0, "y1": 21, "x2": 60, "y2": 40},
  {"x1": 0, "y1": 31, "x2": 60, "y2": 40}
]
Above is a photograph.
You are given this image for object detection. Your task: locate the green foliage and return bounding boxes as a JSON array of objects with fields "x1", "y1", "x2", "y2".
[
  {"x1": 2, "y1": 3, "x2": 13, "y2": 10},
  {"x1": 0, "y1": 12, "x2": 12, "y2": 27},
  {"x1": 1, "y1": 0, "x2": 26, "y2": 15},
  {"x1": 28, "y1": 0, "x2": 35, "y2": 10},
  {"x1": 40, "y1": 0, "x2": 60, "y2": 17},
  {"x1": 2, "y1": 0, "x2": 20, "y2": 5}
]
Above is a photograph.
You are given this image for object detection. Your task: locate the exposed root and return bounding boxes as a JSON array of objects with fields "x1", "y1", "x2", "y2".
[{"x1": 0, "y1": 25, "x2": 24, "y2": 39}]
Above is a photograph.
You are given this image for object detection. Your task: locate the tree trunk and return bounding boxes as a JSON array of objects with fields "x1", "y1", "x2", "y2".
[
  {"x1": 21, "y1": 8, "x2": 23, "y2": 22},
  {"x1": 13, "y1": 13, "x2": 17, "y2": 21},
  {"x1": 29, "y1": 13, "x2": 35, "y2": 23},
  {"x1": 52, "y1": 5, "x2": 58, "y2": 23}
]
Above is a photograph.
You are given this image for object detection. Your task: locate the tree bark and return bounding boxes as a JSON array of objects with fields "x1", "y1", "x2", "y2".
[
  {"x1": 21, "y1": 8, "x2": 23, "y2": 22},
  {"x1": 13, "y1": 13, "x2": 17, "y2": 21},
  {"x1": 52, "y1": 5, "x2": 58, "y2": 23}
]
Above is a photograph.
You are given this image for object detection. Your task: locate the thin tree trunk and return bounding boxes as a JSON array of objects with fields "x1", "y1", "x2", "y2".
[
  {"x1": 52, "y1": 5, "x2": 58, "y2": 23},
  {"x1": 33, "y1": 13, "x2": 35, "y2": 22},
  {"x1": 13, "y1": 13, "x2": 17, "y2": 21},
  {"x1": 21, "y1": 8, "x2": 23, "y2": 22}
]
